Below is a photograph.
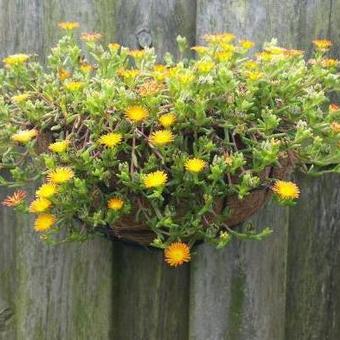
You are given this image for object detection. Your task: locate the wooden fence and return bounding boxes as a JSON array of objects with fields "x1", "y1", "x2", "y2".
[{"x1": 0, "y1": 1, "x2": 340, "y2": 339}]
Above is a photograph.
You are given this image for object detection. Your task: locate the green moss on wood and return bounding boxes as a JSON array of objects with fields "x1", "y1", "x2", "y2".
[{"x1": 227, "y1": 269, "x2": 246, "y2": 340}]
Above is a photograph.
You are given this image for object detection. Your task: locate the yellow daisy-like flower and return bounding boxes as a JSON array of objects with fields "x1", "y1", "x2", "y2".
[
  {"x1": 48, "y1": 167, "x2": 74, "y2": 184},
  {"x1": 256, "y1": 51, "x2": 273, "y2": 62},
  {"x1": 34, "y1": 214, "x2": 56, "y2": 232},
  {"x1": 159, "y1": 113, "x2": 176, "y2": 128},
  {"x1": 57, "y1": 21, "x2": 79, "y2": 31},
  {"x1": 143, "y1": 170, "x2": 167, "y2": 188},
  {"x1": 191, "y1": 46, "x2": 209, "y2": 55},
  {"x1": 125, "y1": 106, "x2": 149, "y2": 123},
  {"x1": 79, "y1": 63, "x2": 93, "y2": 73},
  {"x1": 267, "y1": 47, "x2": 286, "y2": 55},
  {"x1": 152, "y1": 64, "x2": 171, "y2": 80},
  {"x1": 185, "y1": 158, "x2": 206, "y2": 173},
  {"x1": 272, "y1": 180, "x2": 300, "y2": 200},
  {"x1": 246, "y1": 71, "x2": 263, "y2": 81},
  {"x1": 107, "y1": 197, "x2": 124, "y2": 210},
  {"x1": 153, "y1": 64, "x2": 167, "y2": 73},
  {"x1": 12, "y1": 93, "x2": 30, "y2": 104},
  {"x1": 48, "y1": 140, "x2": 69, "y2": 153},
  {"x1": 176, "y1": 73, "x2": 195, "y2": 85},
  {"x1": 99, "y1": 132, "x2": 122, "y2": 148},
  {"x1": 3, "y1": 53, "x2": 29, "y2": 66},
  {"x1": 128, "y1": 49, "x2": 146, "y2": 59},
  {"x1": 215, "y1": 51, "x2": 233, "y2": 62},
  {"x1": 313, "y1": 39, "x2": 332, "y2": 50},
  {"x1": 240, "y1": 40, "x2": 255, "y2": 49},
  {"x1": 117, "y1": 68, "x2": 140, "y2": 80},
  {"x1": 244, "y1": 61, "x2": 258, "y2": 70},
  {"x1": 11, "y1": 129, "x2": 38, "y2": 144},
  {"x1": 29, "y1": 197, "x2": 52, "y2": 213},
  {"x1": 64, "y1": 81, "x2": 85, "y2": 92},
  {"x1": 108, "y1": 43, "x2": 120, "y2": 51},
  {"x1": 36, "y1": 183, "x2": 58, "y2": 198},
  {"x1": 81, "y1": 32, "x2": 102, "y2": 42},
  {"x1": 149, "y1": 130, "x2": 174, "y2": 146},
  {"x1": 196, "y1": 60, "x2": 215, "y2": 73},
  {"x1": 164, "y1": 242, "x2": 191, "y2": 267},
  {"x1": 204, "y1": 33, "x2": 236, "y2": 45}
]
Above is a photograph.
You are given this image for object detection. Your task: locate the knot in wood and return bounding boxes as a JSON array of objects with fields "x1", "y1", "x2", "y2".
[
  {"x1": 0, "y1": 307, "x2": 13, "y2": 330},
  {"x1": 136, "y1": 29, "x2": 152, "y2": 48}
]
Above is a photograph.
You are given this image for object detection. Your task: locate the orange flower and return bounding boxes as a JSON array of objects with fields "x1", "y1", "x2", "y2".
[
  {"x1": 58, "y1": 68, "x2": 71, "y2": 81},
  {"x1": 81, "y1": 32, "x2": 102, "y2": 42},
  {"x1": 329, "y1": 104, "x2": 340, "y2": 112},
  {"x1": 138, "y1": 80, "x2": 163, "y2": 96},
  {"x1": 321, "y1": 58, "x2": 338, "y2": 68},
  {"x1": 164, "y1": 242, "x2": 191, "y2": 267},
  {"x1": 284, "y1": 49, "x2": 304, "y2": 58},
  {"x1": 2, "y1": 190, "x2": 27, "y2": 207},
  {"x1": 313, "y1": 39, "x2": 332, "y2": 50}
]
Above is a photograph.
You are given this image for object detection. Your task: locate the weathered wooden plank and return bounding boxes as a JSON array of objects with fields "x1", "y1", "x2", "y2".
[
  {"x1": 14, "y1": 212, "x2": 115, "y2": 340},
  {"x1": 0, "y1": 177, "x2": 17, "y2": 340},
  {"x1": 194, "y1": 1, "x2": 339, "y2": 340},
  {"x1": 189, "y1": 201, "x2": 289, "y2": 340},
  {"x1": 193, "y1": 2, "x2": 294, "y2": 339},
  {"x1": 196, "y1": 0, "x2": 331, "y2": 48},
  {"x1": 285, "y1": 174, "x2": 340, "y2": 340},
  {"x1": 0, "y1": 0, "x2": 43, "y2": 57},
  {"x1": 0, "y1": 1, "x2": 117, "y2": 338},
  {"x1": 116, "y1": 243, "x2": 190, "y2": 339},
  {"x1": 41, "y1": 0, "x2": 118, "y2": 55},
  {"x1": 112, "y1": 1, "x2": 196, "y2": 338},
  {"x1": 113, "y1": 0, "x2": 196, "y2": 58},
  {"x1": 285, "y1": 0, "x2": 340, "y2": 338},
  {"x1": 0, "y1": 184, "x2": 115, "y2": 340}
]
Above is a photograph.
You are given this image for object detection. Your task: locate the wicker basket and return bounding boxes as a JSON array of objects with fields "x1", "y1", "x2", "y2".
[
  {"x1": 108, "y1": 151, "x2": 296, "y2": 245},
  {"x1": 37, "y1": 133, "x2": 296, "y2": 246}
]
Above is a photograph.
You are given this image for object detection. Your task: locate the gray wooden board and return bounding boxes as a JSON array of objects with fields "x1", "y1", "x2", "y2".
[
  {"x1": 189, "y1": 201, "x2": 289, "y2": 340},
  {"x1": 285, "y1": 174, "x2": 340, "y2": 340},
  {"x1": 0, "y1": 1, "x2": 117, "y2": 338}
]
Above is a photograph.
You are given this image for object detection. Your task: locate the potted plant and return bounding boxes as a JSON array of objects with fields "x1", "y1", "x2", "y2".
[{"x1": 1, "y1": 23, "x2": 339, "y2": 266}]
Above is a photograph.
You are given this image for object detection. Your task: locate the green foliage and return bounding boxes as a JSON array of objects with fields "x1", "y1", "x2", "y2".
[{"x1": 0, "y1": 28, "x2": 339, "y2": 248}]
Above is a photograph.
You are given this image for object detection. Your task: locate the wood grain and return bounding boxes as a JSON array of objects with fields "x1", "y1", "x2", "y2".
[
  {"x1": 115, "y1": 243, "x2": 190, "y2": 340},
  {"x1": 113, "y1": 0, "x2": 196, "y2": 58},
  {"x1": 0, "y1": 1, "x2": 117, "y2": 338},
  {"x1": 194, "y1": 1, "x2": 340, "y2": 339},
  {"x1": 0, "y1": 0, "x2": 340, "y2": 339},
  {"x1": 112, "y1": 2, "x2": 196, "y2": 338},
  {"x1": 285, "y1": 175, "x2": 340, "y2": 340},
  {"x1": 189, "y1": 201, "x2": 289, "y2": 340}
]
